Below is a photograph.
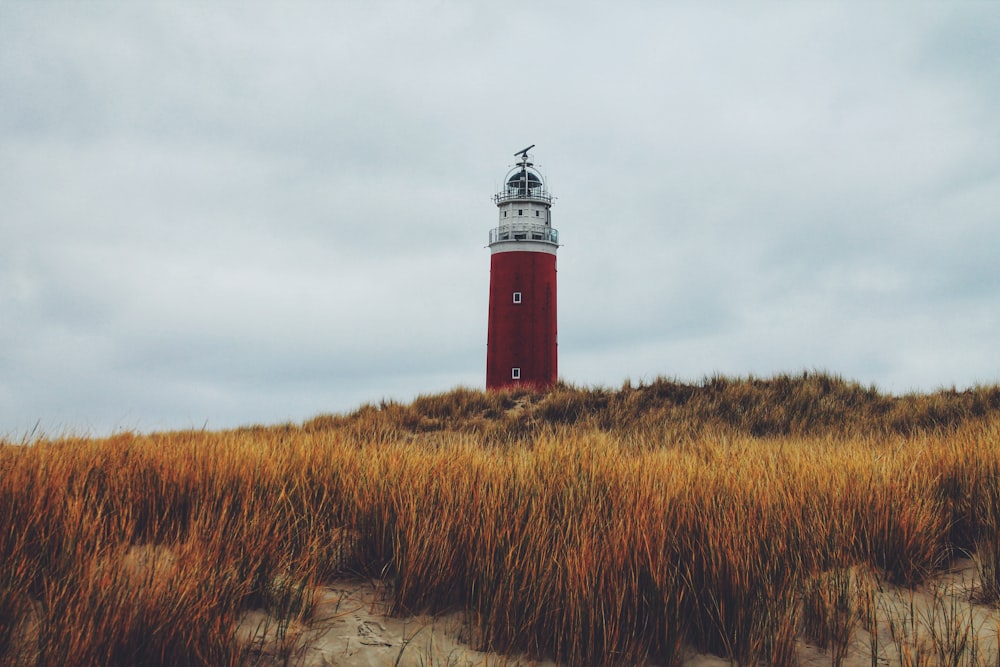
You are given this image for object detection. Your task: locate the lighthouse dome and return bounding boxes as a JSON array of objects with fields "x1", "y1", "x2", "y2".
[{"x1": 505, "y1": 167, "x2": 544, "y2": 196}]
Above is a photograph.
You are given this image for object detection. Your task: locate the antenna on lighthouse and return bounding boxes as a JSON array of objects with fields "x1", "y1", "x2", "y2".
[{"x1": 515, "y1": 144, "x2": 535, "y2": 165}]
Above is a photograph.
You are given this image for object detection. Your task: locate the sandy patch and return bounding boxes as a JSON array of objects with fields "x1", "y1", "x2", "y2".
[
  {"x1": 238, "y1": 579, "x2": 557, "y2": 667},
  {"x1": 812, "y1": 558, "x2": 1000, "y2": 667},
  {"x1": 240, "y1": 560, "x2": 1000, "y2": 666}
]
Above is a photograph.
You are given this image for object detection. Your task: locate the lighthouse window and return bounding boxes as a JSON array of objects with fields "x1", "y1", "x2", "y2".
[
  {"x1": 512, "y1": 368, "x2": 521, "y2": 380},
  {"x1": 503, "y1": 211, "x2": 508, "y2": 217},
  {"x1": 518, "y1": 209, "x2": 523, "y2": 216},
  {"x1": 513, "y1": 292, "x2": 522, "y2": 304},
  {"x1": 535, "y1": 210, "x2": 540, "y2": 217}
]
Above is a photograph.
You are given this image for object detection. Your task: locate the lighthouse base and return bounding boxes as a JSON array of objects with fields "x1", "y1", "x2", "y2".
[{"x1": 486, "y1": 250, "x2": 557, "y2": 390}]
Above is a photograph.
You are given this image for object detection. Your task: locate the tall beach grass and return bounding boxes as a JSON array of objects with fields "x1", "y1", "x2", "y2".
[{"x1": 2, "y1": 373, "x2": 1000, "y2": 665}]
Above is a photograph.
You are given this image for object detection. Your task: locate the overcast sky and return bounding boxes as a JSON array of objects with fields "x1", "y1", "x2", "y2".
[{"x1": 2, "y1": 2, "x2": 999, "y2": 437}]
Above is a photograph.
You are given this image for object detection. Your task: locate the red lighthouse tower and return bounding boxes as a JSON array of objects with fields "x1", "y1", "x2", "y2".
[{"x1": 486, "y1": 145, "x2": 559, "y2": 390}]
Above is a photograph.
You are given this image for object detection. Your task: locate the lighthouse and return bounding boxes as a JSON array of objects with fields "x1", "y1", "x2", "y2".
[{"x1": 486, "y1": 145, "x2": 559, "y2": 390}]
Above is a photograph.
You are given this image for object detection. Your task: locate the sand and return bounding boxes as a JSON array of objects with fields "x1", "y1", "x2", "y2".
[
  {"x1": 238, "y1": 578, "x2": 557, "y2": 666},
  {"x1": 241, "y1": 559, "x2": 1000, "y2": 666}
]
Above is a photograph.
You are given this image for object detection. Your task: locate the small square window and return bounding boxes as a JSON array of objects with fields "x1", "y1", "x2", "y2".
[
  {"x1": 513, "y1": 292, "x2": 522, "y2": 304},
  {"x1": 512, "y1": 368, "x2": 521, "y2": 380}
]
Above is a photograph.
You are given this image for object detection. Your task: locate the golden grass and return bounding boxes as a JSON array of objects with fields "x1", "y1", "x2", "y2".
[{"x1": 2, "y1": 373, "x2": 1000, "y2": 666}]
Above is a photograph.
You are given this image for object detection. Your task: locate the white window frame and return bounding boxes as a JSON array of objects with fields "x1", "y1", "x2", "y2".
[
  {"x1": 511, "y1": 367, "x2": 521, "y2": 380},
  {"x1": 513, "y1": 292, "x2": 522, "y2": 304}
]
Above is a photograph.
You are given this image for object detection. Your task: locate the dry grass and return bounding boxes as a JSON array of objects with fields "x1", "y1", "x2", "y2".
[{"x1": 2, "y1": 373, "x2": 1000, "y2": 666}]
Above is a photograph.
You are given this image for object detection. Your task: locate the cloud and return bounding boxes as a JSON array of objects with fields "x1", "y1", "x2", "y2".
[{"x1": 2, "y1": 2, "x2": 998, "y2": 436}]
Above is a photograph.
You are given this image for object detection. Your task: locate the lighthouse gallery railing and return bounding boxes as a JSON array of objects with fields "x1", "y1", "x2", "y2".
[{"x1": 489, "y1": 223, "x2": 559, "y2": 245}]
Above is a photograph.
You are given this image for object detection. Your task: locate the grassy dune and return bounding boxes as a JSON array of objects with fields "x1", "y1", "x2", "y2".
[{"x1": 2, "y1": 373, "x2": 1000, "y2": 666}]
